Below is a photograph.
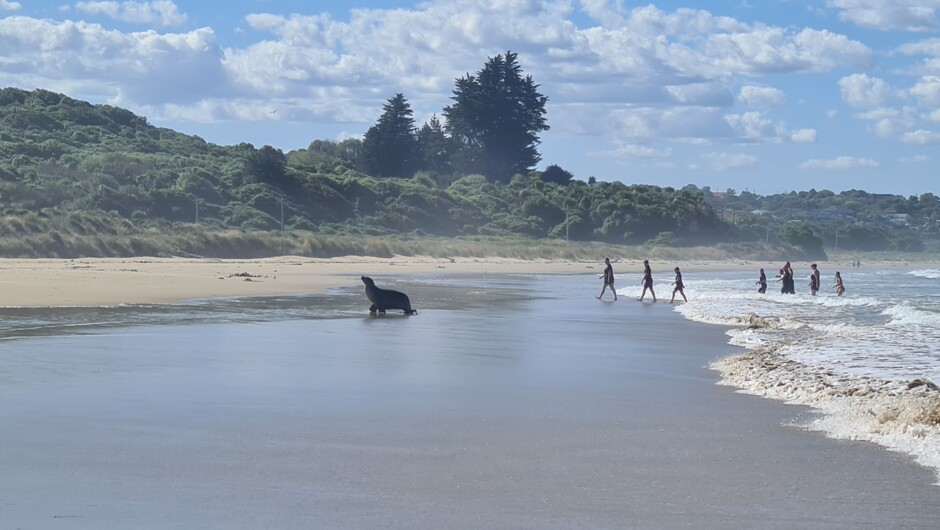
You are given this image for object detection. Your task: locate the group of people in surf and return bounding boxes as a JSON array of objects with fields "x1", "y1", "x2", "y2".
[
  {"x1": 756, "y1": 261, "x2": 845, "y2": 297},
  {"x1": 598, "y1": 258, "x2": 848, "y2": 304},
  {"x1": 597, "y1": 258, "x2": 687, "y2": 304}
]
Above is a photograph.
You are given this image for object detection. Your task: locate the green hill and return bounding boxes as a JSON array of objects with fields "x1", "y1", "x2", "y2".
[
  {"x1": 5, "y1": 87, "x2": 933, "y2": 260},
  {"x1": 0, "y1": 87, "x2": 740, "y2": 258}
]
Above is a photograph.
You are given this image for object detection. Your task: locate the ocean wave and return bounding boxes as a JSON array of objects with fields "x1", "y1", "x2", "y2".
[
  {"x1": 883, "y1": 301, "x2": 940, "y2": 327},
  {"x1": 711, "y1": 346, "x2": 940, "y2": 483},
  {"x1": 910, "y1": 270, "x2": 940, "y2": 280},
  {"x1": 812, "y1": 296, "x2": 883, "y2": 308}
]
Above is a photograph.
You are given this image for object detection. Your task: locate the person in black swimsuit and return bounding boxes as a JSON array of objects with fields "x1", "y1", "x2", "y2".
[
  {"x1": 669, "y1": 267, "x2": 687, "y2": 303},
  {"x1": 809, "y1": 263, "x2": 820, "y2": 296},
  {"x1": 597, "y1": 257, "x2": 617, "y2": 301},
  {"x1": 783, "y1": 262, "x2": 795, "y2": 294},
  {"x1": 757, "y1": 268, "x2": 767, "y2": 294},
  {"x1": 639, "y1": 259, "x2": 656, "y2": 302}
]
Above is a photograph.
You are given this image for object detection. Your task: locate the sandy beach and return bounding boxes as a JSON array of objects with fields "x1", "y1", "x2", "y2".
[
  {"x1": 0, "y1": 256, "x2": 584, "y2": 307},
  {"x1": 2, "y1": 259, "x2": 940, "y2": 528},
  {"x1": 1, "y1": 255, "x2": 930, "y2": 307}
]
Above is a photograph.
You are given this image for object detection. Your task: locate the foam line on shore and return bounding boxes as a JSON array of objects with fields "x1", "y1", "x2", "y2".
[{"x1": 711, "y1": 345, "x2": 940, "y2": 484}]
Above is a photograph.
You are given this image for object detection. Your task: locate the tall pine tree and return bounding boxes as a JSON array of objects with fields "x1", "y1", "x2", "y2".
[
  {"x1": 417, "y1": 114, "x2": 455, "y2": 174},
  {"x1": 443, "y1": 51, "x2": 549, "y2": 184},
  {"x1": 362, "y1": 93, "x2": 420, "y2": 178}
]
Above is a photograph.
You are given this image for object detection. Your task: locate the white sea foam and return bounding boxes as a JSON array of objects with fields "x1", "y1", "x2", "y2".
[
  {"x1": 711, "y1": 347, "x2": 940, "y2": 483},
  {"x1": 677, "y1": 268, "x2": 940, "y2": 483},
  {"x1": 883, "y1": 301, "x2": 940, "y2": 327}
]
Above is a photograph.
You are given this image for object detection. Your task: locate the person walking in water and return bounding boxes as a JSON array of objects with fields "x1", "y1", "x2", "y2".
[
  {"x1": 757, "y1": 268, "x2": 767, "y2": 294},
  {"x1": 783, "y1": 262, "x2": 795, "y2": 294},
  {"x1": 778, "y1": 265, "x2": 790, "y2": 294},
  {"x1": 669, "y1": 267, "x2": 687, "y2": 303},
  {"x1": 834, "y1": 271, "x2": 845, "y2": 296},
  {"x1": 597, "y1": 257, "x2": 617, "y2": 301},
  {"x1": 809, "y1": 263, "x2": 821, "y2": 296},
  {"x1": 639, "y1": 259, "x2": 656, "y2": 302}
]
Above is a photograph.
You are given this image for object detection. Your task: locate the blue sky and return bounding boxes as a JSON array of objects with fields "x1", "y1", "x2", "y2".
[{"x1": 1, "y1": 1, "x2": 938, "y2": 196}]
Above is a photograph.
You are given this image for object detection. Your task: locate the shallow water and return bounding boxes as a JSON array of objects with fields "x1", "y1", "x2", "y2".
[
  {"x1": 674, "y1": 266, "x2": 940, "y2": 481},
  {"x1": 2, "y1": 272, "x2": 940, "y2": 528}
]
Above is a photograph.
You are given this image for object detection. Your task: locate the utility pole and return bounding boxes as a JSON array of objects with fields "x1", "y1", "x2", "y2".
[
  {"x1": 195, "y1": 202, "x2": 199, "y2": 224},
  {"x1": 280, "y1": 197, "x2": 284, "y2": 231}
]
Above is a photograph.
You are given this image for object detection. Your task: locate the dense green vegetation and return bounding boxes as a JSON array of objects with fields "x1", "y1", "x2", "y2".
[
  {"x1": 0, "y1": 83, "x2": 734, "y2": 258},
  {"x1": 0, "y1": 51, "x2": 935, "y2": 260}
]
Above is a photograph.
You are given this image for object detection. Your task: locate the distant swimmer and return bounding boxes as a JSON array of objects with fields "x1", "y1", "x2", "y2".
[
  {"x1": 639, "y1": 259, "x2": 656, "y2": 302},
  {"x1": 834, "y1": 271, "x2": 845, "y2": 296},
  {"x1": 809, "y1": 263, "x2": 821, "y2": 296},
  {"x1": 597, "y1": 257, "x2": 617, "y2": 301},
  {"x1": 757, "y1": 268, "x2": 767, "y2": 294},
  {"x1": 669, "y1": 267, "x2": 687, "y2": 303}
]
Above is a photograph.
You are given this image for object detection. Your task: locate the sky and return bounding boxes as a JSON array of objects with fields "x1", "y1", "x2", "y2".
[{"x1": 1, "y1": 1, "x2": 938, "y2": 196}]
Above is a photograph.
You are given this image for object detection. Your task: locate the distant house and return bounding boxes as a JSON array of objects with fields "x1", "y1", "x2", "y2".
[
  {"x1": 813, "y1": 205, "x2": 855, "y2": 221},
  {"x1": 882, "y1": 213, "x2": 910, "y2": 226},
  {"x1": 750, "y1": 209, "x2": 770, "y2": 216}
]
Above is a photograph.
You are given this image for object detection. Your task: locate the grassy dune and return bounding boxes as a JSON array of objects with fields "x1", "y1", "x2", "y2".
[{"x1": 0, "y1": 226, "x2": 833, "y2": 262}]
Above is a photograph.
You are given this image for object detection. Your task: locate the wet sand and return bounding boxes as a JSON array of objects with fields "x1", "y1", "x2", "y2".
[
  {"x1": 1, "y1": 275, "x2": 939, "y2": 528},
  {"x1": 2, "y1": 255, "x2": 931, "y2": 307}
]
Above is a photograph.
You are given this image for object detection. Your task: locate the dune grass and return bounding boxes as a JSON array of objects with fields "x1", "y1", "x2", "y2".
[{"x1": 0, "y1": 226, "x2": 934, "y2": 262}]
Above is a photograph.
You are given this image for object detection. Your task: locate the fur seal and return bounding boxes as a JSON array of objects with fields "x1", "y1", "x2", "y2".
[{"x1": 361, "y1": 276, "x2": 417, "y2": 315}]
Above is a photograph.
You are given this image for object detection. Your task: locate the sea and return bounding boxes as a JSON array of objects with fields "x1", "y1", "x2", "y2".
[
  {"x1": 673, "y1": 265, "x2": 940, "y2": 481},
  {"x1": 1, "y1": 265, "x2": 939, "y2": 495}
]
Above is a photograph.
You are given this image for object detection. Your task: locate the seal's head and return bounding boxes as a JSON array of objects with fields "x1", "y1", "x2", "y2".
[{"x1": 361, "y1": 275, "x2": 375, "y2": 287}]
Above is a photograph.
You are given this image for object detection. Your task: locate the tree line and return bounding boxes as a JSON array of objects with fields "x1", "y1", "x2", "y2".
[{"x1": 0, "y1": 48, "x2": 934, "y2": 259}]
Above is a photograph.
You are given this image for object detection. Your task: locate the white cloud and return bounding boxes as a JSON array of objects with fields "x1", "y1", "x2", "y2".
[
  {"x1": 738, "y1": 85, "x2": 787, "y2": 107},
  {"x1": 666, "y1": 83, "x2": 734, "y2": 106},
  {"x1": 0, "y1": 17, "x2": 223, "y2": 106},
  {"x1": 724, "y1": 111, "x2": 786, "y2": 142},
  {"x1": 896, "y1": 37, "x2": 940, "y2": 56},
  {"x1": 0, "y1": 0, "x2": 886, "y2": 154},
  {"x1": 791, "y1": 129, "x2": 818, "y2": 143},
  {"x1": 827, "y1": 0, "x2": 940, "y2": 32},
  {"x1": 799, "y1": 156, "x2": 880, "y2": 169},
  {"x1": 900, "y1": 154, "x2": 929, "y2": 163},
  {"x1": 75, "y1": 1, "x2": 187, "y2": 27},
  {"x1": 606, "y1": 143, "x2": 673, "y2": 159},
  {"x1": 226, "y1": 2, "x2": 871, "y2": 116},
  {"x1": 839, "y1": 73, "x2": 897, "y2": 108},
  {"x1": 901, "y1": 128, "x2": 940, "y2": 144},
  {"x1": 0, "y1": 0, "x2": 21, "y2": 11},
  {"x1": 853, "y1": 106, "x2": 921, "y2": 137},
  {"x1": 910, "y1": 75, "x2": 940, "y2": 105},
  {"x1": 699, "y1": 152, "x2": 760, "y2": 171}
]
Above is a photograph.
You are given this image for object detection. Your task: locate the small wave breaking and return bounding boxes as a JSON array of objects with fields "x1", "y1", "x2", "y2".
[
  {"x1": 910, "y1": 270, "x2": 940, "y2": 280},
  {"x1": 883, "y1": 301, "x2": 940, "y2": 328},
  {"x1": 712, "y1": 346, "x2": 940, "y2": 484}
]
